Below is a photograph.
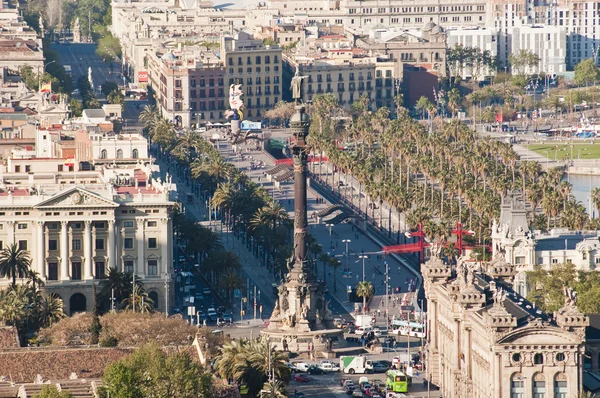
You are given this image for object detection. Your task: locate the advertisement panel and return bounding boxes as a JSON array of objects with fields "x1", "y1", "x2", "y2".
[
  {"x1": 137, "y1": 71, "x2": 149, "y2": 83},
  {"x1": 241, "y1": 120, "x2": 262, "y2": 130}
]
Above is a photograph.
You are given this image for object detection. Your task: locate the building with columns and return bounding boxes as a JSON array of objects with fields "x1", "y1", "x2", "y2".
[
  {"x1": 0, "y1": 162, "x2": 175, "y2": 315},
  {"x1": 423, "y1": 250, "x2": 589, "y2": 397}
]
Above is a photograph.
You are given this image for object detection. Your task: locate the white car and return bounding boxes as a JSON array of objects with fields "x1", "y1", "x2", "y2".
[
  {"x1": 373, "y1": 327, "x2": 382, "y2": 337},
  {"x1": 318, "y1": 362, "x2": 340, "y2": 372}
]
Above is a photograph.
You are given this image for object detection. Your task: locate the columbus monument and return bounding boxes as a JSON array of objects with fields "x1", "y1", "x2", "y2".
[{"x1": 261, "y1": 68, "x2": 344, "y2": 354}]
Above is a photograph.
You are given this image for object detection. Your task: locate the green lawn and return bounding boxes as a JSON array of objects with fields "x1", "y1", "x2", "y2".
[{"x1": 527, "y1": 142, "x2": 600, "y2": 160}]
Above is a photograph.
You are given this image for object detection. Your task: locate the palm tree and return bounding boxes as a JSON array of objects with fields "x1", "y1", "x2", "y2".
[
  {"x1": 122, "y1": 284, "x2": 154, "y2": 313},
  {"x1": 356, "y1": 281, "x2": 374, "y2": 312},
  {"x1": 26, "y1": 270, "x2": 45, "y2": 291},
  {"x1": 219, "y1": 270, "x2": 243, "y2": 304},
  {"x1": 260, "y1": 380, "x2": 287, "y2": 398},
  {"x1": 215, "y1": 339, "x2": 290, "y2": 398},
  {"x1": 138, "y1": 104, "x2": 158, "y2": 130},
  {"x1": 99, "y1": 267, "x2": 132, "y2": 308},
  {"x1": 0, "y1": 244, "x2": 31, "y2": 286},
  {"x1": 592, "y1": 187, "x2": 600, "y2": 218},
  {"x1": 37, "y1": 293, "x2": 66, "y2": 328},
  {"x1": 329, "y1": 257, "x2": 342, "y2": 293}
]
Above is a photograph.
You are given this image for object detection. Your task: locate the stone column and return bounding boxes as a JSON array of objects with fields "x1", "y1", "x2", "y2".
[
  {"x1": 136, "y1": 219, "x2": 145, "y2": 277},
  {"x1": 60, "y1": 221, "x2": 69, "y2": 280},
  {"x1": 36, "y1": 221, "x2": 45, "y2": 278},
  {"x1": 91, "y1": 225, "x2": 97, "y2": 278},
  {"x1": 108, "y1": 220, "x2": 116, "y2": 270},
  {"x1": 84, "y1": 220, "x2": 93, "y2": 280},
  {"x1": 6, "y1": 221, "x2": 14, "y2": 244},
  {"x1": 161, "y1": 218, "x2": 169, "y2": 275},
  {"x1": 120, "y1": 227, "x2": 126, "y2": 272}
]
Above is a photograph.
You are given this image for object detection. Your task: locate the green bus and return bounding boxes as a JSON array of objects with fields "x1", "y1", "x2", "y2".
[{"x1": 386, "y1": 369, "x2": 409, "y2": 393}]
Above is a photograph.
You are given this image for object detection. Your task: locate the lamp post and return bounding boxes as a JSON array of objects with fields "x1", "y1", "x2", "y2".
[
  {"x1": 342, "y1": 239, "x2": 351, "y2": 270},
  {"x1": 132, "y1": 272, "x2": 136, "y2": 313},
  {"x1": 359, "y1": 255, "x2": 368, "y2": 282},
  {"x1": 326, "y1": 223, "x2": 334, "y2": 236},
  {"x1": 164, "y1": 272, "x2": 170, "y2": 318}
]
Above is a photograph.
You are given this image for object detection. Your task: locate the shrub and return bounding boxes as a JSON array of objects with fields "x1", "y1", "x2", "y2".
[{"x1": 99, "y1": 335, "x2": 118, "y2": 347}]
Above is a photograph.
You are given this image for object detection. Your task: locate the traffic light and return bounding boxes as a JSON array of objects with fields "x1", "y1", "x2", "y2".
[{"x1": 243, "y1": 297, "x2": 247, "y2": 303}]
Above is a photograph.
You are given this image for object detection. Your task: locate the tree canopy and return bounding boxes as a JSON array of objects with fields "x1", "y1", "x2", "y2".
[{"x1": 574, "y1": 58, "x2": 600, "y2": 87}]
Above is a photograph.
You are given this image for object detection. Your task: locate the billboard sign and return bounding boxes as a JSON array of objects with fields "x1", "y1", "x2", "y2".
[
  {"x1": 241, "y1": 120, "x2": 262, "y2": 130},
  {"x1": 137, "y1": 71, "x2": 149, "y2": 83}
]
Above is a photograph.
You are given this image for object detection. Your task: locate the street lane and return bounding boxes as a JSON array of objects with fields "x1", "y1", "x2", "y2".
[{"x1": 52, "y1": 42, "x2": 123, "y2": 88}]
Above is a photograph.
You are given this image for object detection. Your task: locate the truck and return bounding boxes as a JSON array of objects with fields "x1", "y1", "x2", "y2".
[
  {"x1": 355, "y1": 314, "x2": 373, "y2": 328},
  {"x1": 340, "y1": 356, "x2": 374, "y2": 374}
]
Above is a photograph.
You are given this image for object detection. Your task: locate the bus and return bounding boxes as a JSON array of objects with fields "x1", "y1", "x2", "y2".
[{"x1": 386, "y1": 370, "x2": 409, "y2": 393}]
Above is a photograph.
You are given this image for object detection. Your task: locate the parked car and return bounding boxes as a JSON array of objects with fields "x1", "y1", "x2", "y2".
[
  {"x1": 340, "y1": 378, "x2": 352, "y2": 386},
  {"x1": 372, "y1": 327, "x2": 382, "y2": 337},
  {"x1": 294, "y1": 374, "x2": 310, "y2": 383},
  {"x1": 222, "y1": 312, "x2": 232, "y2": 323},
  {"x1": 207, "y1": 308, "x2": 218, "y2": 321},
  {"x1": 287, "y1": 363, "x2": 298, "y2": 373},
  {"x1": 307, "y1": 365, "x2": 326, "y2": 375},
  {"x1": 352, "y1": 391, "x2": 363, "y2": 397},
  {"x1": 203, "y1": 287, "x2": 211, "y2": 295}
]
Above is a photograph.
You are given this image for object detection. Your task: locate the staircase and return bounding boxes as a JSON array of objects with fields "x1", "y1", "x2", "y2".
[{"x1": 0, "y1": 382, "x2": 19, "y2": 398}]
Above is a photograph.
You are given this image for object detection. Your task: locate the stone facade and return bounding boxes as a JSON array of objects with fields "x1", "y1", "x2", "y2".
[
  {"x1": 423, "y1": 248, "x2": 588, "y2": 397},
  {"x1": 0, "y1": 164, "x2": 175, "y2": 315}
]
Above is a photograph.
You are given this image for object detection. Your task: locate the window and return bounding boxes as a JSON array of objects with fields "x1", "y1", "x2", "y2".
[
  {"x1": 15, "y1": 166, "x2": 20, "y2": 172},
  {"x1": 17, "y1": 223, "x2": 28, "y2": 230},
  {"x1": 95, "y1": 261, "x2": 105, "y2": 279},
  {"x1": 132, "y1": 149, "x2": 138, "y2": 159},
  {"x1": 72, "y1": 239, "x2": 81, "y2": 251},
  {"x1": 256, "y1": 56, "x2": 261, "y2": 64},
  {"x1": 95, "y1": 238, "x2": 105, "y2": 250},
  {"x1": 148, "y1": 237, "x2": 157, "y2": 249},
  {"x1": 534, "y1": 353, "x2": 544, "y2": 364},
  {"x1": 147, "y1": 221, "x2": 157, "y2": 227},
  {"x1": 124, "y1": 221, "x2": 134, "y2": 228},
  {"x1": 124, "y1": 238, "x2": 134, "y2": 249},
  {"x1": 116, "y1": 149, "x2": 123, "y2": 159},
  {"x1": 533, "y1": 374, "x2": 546, "y2": 398},
  {"x1": 49, "y1": 239, "x2": 58, "y2": 251},
  {"x1": 124, "y1": 260, "x2": 134, "y2": 274},
  {"x1": 48, "y1": 262, "x2": 58, "y2": 281},
  {"x1": 18, "y1": 240, "x2": 27, "y2": 250},
  {"x1": 511, "y1": 375, "x2": 524, "y2": 398},
  {"x1": 515, "y1": 256, "x2": 526, "y2": 264},
  {"x1": 148, "y1": 259, "x2": 158, "y2": 276},
  {"x1": 100, "y1": 149, "x2": 107, "y2": 159},
  {"x1": 71, "y1": 262, "x2": 82, "y2": 280}
]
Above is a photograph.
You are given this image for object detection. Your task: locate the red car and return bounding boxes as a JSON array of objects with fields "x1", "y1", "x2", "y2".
[{"x1": 294, "y1": 374, "x2": 310, "y2": 383}]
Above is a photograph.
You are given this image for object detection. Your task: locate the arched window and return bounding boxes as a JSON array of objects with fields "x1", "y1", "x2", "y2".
[
  {"x1": 554, "y1": 373, "x2": 567, "y2": 398},
  {"x1": 511, "y1": 373, "x2": 525, "y2": 398},
  {"x1": 533, "y1": 373, "x2": 545, "y2": 398},
  {"x1": 132, "y1": 149, "x2": 139, "y2": 159},
  {"x1": 116, "y1": 149, "x2": 123, "y2": 159},
  {"x1": 534, "y1": 353, "x2": 544, "y2": 365},
  {"x1": 101, "y1": 149, "x2": 107, "y2": 159},
  {"x1": 148, "y1": 291, "x2": 159, "y2": 308}
]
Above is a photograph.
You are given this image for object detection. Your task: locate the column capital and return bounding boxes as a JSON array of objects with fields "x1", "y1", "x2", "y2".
[
  {"x1": 6, "y1": 221, "x2": 14, "y2": 226},
  {"x1": 84, "y1": 220, "x2": 92, "y2": 227},
  {"x1": 92, "y1": 226, "x2": 97, "y2": 236},
  {"x1": 136, "y1": 218, "x2": 145, "y2": 226},
  {"x1": 108, "y1": 220, "x2": 115, "y2": 227},
  {"x1": 61, "y1": 220, "x2": 68, "y2": 227},
  {"x1": 160, "y1": 218, "x2": 168, "y2": 225},
  {"x1": 36, "y1": 221, "x2": 44, "y2": 227}
]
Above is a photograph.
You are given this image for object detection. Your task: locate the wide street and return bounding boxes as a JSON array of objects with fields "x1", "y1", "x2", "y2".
[{"x1": 52, "y1": 42, "x2": 124, "y2": 88}]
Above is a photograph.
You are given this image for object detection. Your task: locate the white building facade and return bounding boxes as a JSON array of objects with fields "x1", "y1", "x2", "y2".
[{"x1": 0, "y1": 165, "x2": 175, "y2": 315}]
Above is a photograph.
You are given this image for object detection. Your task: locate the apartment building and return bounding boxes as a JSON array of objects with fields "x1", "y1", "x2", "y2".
[
  {"x1": 446, "y1": 27, "x2": 499, "y2": 80},
  {"x1": 266, "y1": 0, "x2": 489, "y2": 29},
  {"x1": 147, "y1": 46, "x2": 226, "y2": 127},
  {"x1": 221, "y1": 30, "x2": 283, "y2": 120}
]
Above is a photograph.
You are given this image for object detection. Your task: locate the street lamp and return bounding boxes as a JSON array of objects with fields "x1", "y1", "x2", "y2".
[
  {"x1": 342, "y1": 239, "x2": 351, "y2": 269},
  {"x1": 359, "y1": 255, "x2": 368, "y2": 282},
  {"x1": 164, "y1": 272, "x2": 170, "y2": 318},
  {"x1": 38, "y1": 60, "x2": 56, "y2": 92},
  {"x1": 326, "y1": 223, "x2": 334, "y2": 236}
]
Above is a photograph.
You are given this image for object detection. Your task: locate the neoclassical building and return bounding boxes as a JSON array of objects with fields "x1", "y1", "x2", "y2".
[
  {"x1": 0, "y1": 160, "x2": 175, "y2": 315},
  {"x1": 491, "y1": 196, "x2": 600, "y2": 297},
  {"x1": 423, "y1": 250, "x2": 588, "y2": 397}
]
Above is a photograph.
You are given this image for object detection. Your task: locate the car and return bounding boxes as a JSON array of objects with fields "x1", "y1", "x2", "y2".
[
  {"x1": 222, "y1": 312, "x2": 232, "y2": 322},
  {"x1": 294, "y1": 374, "x2": 310, "y2": 383},
  {"x1": 203, "y1": 287, "x2": 211, "y2": 295},
  {"x1": 372, "y1": 327, "x2": 382, "y2": 337},
  {"x1": 318, "y1": 362, "x2": 340, "y2": 372},
  {"x1": 340, "y1": 378, "x2": 352, "y2": 387},
  {"x1": 287, "y1": 363, "x2": 298, "y2": 373},
  {"x1": 372, "y1": 362, "x2": 389, "y2": 373},
  {"x1": 194, "y1": 292, "x2": 204, "y2": 301},
  {"x1": 361, "y1": 382, "x2": 372, "y2": 393},
  {"x1": 71, "y1": 89, "x2": 80, "y2": 96},
  {"x1": 307, "y1": 365, "x2": 325, "y2": 375},
  {"x1": 207, "y1": 308, "x2": 218, "y2": 321},
  {"x1": 355, "y1": 326, "x2": 373, "y2": 335},
  {"x1": 351, "y1": 391, "x2": 363, "y2": 398},
  {"x1": 344, "y1": 384, "x2": 356, "y2": 394}
]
